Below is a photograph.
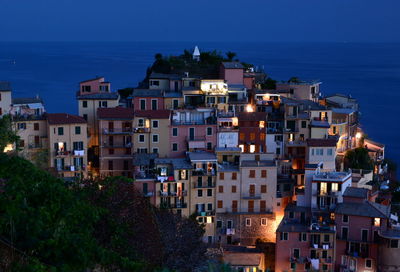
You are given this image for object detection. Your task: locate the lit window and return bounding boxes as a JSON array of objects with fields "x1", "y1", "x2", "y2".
[
  {"x1": 250, "y1": 145, "x2": 255, "y2": 153},
  {"x1": 239, "y1": 144, "x2": 244, "y2": 152},
  {"x1": 331, "y1": 183, "x2": 338, "y2": 192},
  {"x1": 259, "y1": 121, "x2": 265, "y2": 128},
  {"x1": 206, "y1": 216, "x2": 212, "y2": 224},
  {"x1": 374, "y1": 218, "x2": 381, "y2": 227}
]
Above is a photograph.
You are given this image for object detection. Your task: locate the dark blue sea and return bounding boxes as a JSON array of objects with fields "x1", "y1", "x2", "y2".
[{"x1": 0, "y1": 42, "x2": 399, "y2": 170}]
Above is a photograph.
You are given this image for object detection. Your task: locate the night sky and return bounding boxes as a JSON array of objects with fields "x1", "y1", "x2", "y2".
[{"x1": 1, "y1": 0, "x2": 399, "y2": 42}]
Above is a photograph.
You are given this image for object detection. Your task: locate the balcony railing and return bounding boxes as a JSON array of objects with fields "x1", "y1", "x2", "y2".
[
  {"x1": 133, "y1": 127, "x2": 150, "y2": 133},
  {"x1": 218, "y1": 228, "x2": 236, "y2": 235},
  {"x1": 192, "y1": 169, "x2": 216, "y2": 176},
  {"x1": 55, "y1": 150, "x2": 70, "y2": 156},
  {"x1": 196, "y1": 210, "x2": 215, "y2": 216},
  {"x1": 159, "y1": 190, "x2": 187, "y2": 197},
  {"x1": 73, "y1": 150, "x2": 85, "y2": 156},
  {"x1": 160, "y1": 202, "x2": 187, "y2": 209},
  {"x1": 102, "y1": 142, "x2": 132, "y2": 148},
  {"x1": 242, "y1": 194, "x2": 262, "y2": 199},
  {"x1": 102, "y1": 128, "x2": 134, "y2": 134},
  {"x1": 55, "y1": 165, "x2": 85, "y2": 172},
  {"x1": 193, "y1": 182, "x2": 216, "y2": 188},
  {"x1": 143, "y1": 191, "x2": 154, "y2": 197}
]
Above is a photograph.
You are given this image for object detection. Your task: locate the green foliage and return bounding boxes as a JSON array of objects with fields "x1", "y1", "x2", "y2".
[
  {"x1": 118, "y1": 87, "x2": 134, "y2": 98},
  {"x1": 261, "y1": 77, "x2": 277, "y2": 90},
  {"x1": 0, "y1": 154, "x2": 100, "y2": 271},
  {"x1": 344, "y1": 147, "x2": 374, "y2": 170},
  {"x1": 288, "y1": 77, "x2": 301, "y2": 83},
  {"x1": 225, "y1": 51, "x2": 237, "y2": 61},
  {"x1": 0, "y1": 115, "x2": 19, "y2": 152}
]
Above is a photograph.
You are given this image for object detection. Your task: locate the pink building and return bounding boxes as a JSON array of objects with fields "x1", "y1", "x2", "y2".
[
  {"x1": 169, "y1": 109, "x2": 217, "y2": 157},
  {"x1": 132, "y1": 89, "x2": 165, "y2": 111},
  {"x1": 78, "y1": 77, "x2": 111, "y2": 96},
  {"x1": 220, "y1": 62, "x2": 244, "y2": 85}
]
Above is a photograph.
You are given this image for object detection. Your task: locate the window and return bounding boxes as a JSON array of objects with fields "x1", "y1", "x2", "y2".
[
  {"x1": 301, "y1": 120, "x2": 307, "y2": 128},
  {"x1": 299, "y1": 233, "x2": 307, "y2": 242},
  {"x1": 219, "y1": 172, "x2": 224, "y2": 180},
  {"x1": 207, "y1": 189, "x2": 212, "y2": 197},
  {"x1": 17, "y1": 123, "x2": 26, "y2": 130},
  {"x1": 239, "y1": 133, "x2": 245, "y2": 141},
  {"x1": 207, "y1": 142, "x2": 212, "y2": 150},
  {"x1": 83, "y1": 114, "x2": 88, "y2": 121},
  {"x1": 261, "y1": 218, "x2": 267, "y2": 226},
  {"x1": 342, "y1": 227, "x2": 349, "y2": 240},
  {"x1": 245, "y1": 218, "x2": 251, "y2": 226},
  {"x1": 207, "y1": 203, "x2": 213, "y2": 211},
  {"x1": 150, "y1": 80, "x2": 159, "y2": 86},
  {"x1": 108, "y1": 160, "x2": 113, "y2": 170},
  {"x1": 216, "y1": 220, "x2": 222, "y2": 228},
  {"x1": 138, "y1": 134, "x2": 145, "y2": 143},
  {"x1": 260, "y1": 200, "x2": 266, "y2": 212},
  {"x1": 173, "y1": 99, "x2": 179, "y2": 109},
  {"x1": 19, "y1": 140, "x2": 25, "y2": 147},
  {"x1": 172, "y1": 143, "x2": 178, "y2": 151},
  {"x1": 197, "y1": 190, "x2": 203, "y2": 197},
  {"x1": 289, "y1": 211, "x2": 294, "y2": 219},
  {"x1": 207, "y1": 127, "x2": 212, "y2": 136},
  {"x1": 374, "y1": 218, "x2": 381, "y2": 227},
  {"x1": 261, "y1": 185, "x2": 267, "y2": 193},
  {"x1": 232, "y1": 172, "x2": 237, "y2": 180},
  {"x1": 58, "y1": 127, "x2": 64, "y2": 135},
  {"x1": 231, "y1": 185, "x2": 237, "y2": 193},
  {"x1": 152, "y1": 148, "x2": 158, "y2": 154},
  {"x1": 280, "y1": 232, "x2": 288, "y2": 240},
  {"x1": 140, "y1": 99, "x2": 146, "y2": 110},
  {"x1": 151, "y1": 99, "x2": 158, "y2": 110},
  {"x1": 316, "y1": 148, "x2": 324, "y2": 156},
  {"x1": 331, "y1": 183, "x2": 338, "y2": 192},
  {"x1": 390, "y1": 239, "x2": 399, "y2": 248},
  {"x1": 365, "y1": 259, "x2": 372, "y2": 269},
  {"x1": 109, "y1": 148, "x2": 114, "y2": 155},
  {"x1": 261, "y1": 170, "x2": 267, "y2": 178},
  {"x1": 327, "y1": 148, "x2": 333, "y2": 156},
  {"x1": 138, "y1": 118, "x2": 144, "y2": 127},
  {"x1": 249, "y1": 170, "x2": 255, "y2": 178},
  {"x1": 152, "y1": 120, "x2": 159, "y2": 128},
  {"x1": 293, "y1": 249, "x2": 300, "y2": 258},
  {"x1": 343, "y1": 214, "x2": 349, "y2": 223},
  {"x1": 218, "y1": 186, "x2": 223, "y2": 193},
  {"x1": 82, "y1": 101, "x2": 88, "y2": 108},
  {"x1": 75, "y1": 126, "x2": 81, "y2": 134},
  {"x1": 322, "y1": 264, "x2": 328, "y2": 271},
  {"x1": 322, "y1": 250, "x2": 328, "y2": 259},
  {"x1": 324, "y1": 234, "x2": 330, "y2": 242},
  {"x1": 217, "y1": 200, "x2": 223, "y2": 209},
  {"x1": 34, "y1": 123, "x2": 39, "y2": 131},
  {"x1": 362, "y1": 229, "x2": 368, "y2": 242},
  {"x1": 152, "y1": 134, "x2": 158, "y2": 143},
  {"x1": 172, "y1": 127, "x2": 178, "y2": 136}
]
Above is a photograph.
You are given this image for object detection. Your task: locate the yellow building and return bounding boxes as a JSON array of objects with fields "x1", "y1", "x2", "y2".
[{"x1": 47, "y1": 113, "x2": 88, "y2": 179}]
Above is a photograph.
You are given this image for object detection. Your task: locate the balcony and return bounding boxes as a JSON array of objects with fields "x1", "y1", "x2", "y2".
[
  {"x1": 55, "y1": 150, "x2": 70, "y2": 156},
  {"x1": 160, "y1": 202, "x2": 187, "y2": 209},
  {"x1": 102, "y1": 128, "x2": 134, "y2": 135},
  {"x1": 192, "y1": 169, "x2": 216, "y2": 176},
  {"x1": 242, "y1": 194, "x2": 262, "y2": 200},
  {"x1": 55, "y1": 165, "x2": 85, "y2": 172},
  {"x1": 73, "y1": 150, "x2": 85, "y2": 156},
  {"x1": 286, "y1": 140, "x2": 306, "y2": 147},
  {"x1": 159, "y1": 190, "x2": 188, "y2": 197},
  {"x1": 187, "y1": 136, "x2": 206, "y2": 149},
  {"x1": 218, "y1": 228, "x2": 236, "y2": 235},
  {"x1": 102, "y1": 142, "x2": 132, "y2": 148},
  {"x1": 196, "y1": 210, "x2": 215, "y2": 216},
  {"x1": 346, "y1": 251, "x2": 369, "y2": 258},
  {"x1": 133, "y1": 127, "x2": 150, "y2": 133},
  {"x1": 156, "y1": 175, "x2": 175, "y2": 182},
  {"x1": 193, "y1": 182, "x2": 215, "y2": 188},
  {"x1": 135, "y1": 173, "x2": 156, "y2": 180},
  {"x1": 310, "y1": 242, "x2": 334, "y2": 249},
  {"x1": 290, "y1": 256, "x2": 308, "y2": 264}
]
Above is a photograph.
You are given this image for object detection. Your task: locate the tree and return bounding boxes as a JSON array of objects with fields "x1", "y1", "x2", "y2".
[
  {"x1": 155, "y1": 210, "x2": 206, "y2": 272},
  {"x1": 344, "y1": 147, "x2": 374, "y2": 170},
  {"x1": 225, "y1": 51, "x2": 237, "y2": 61},
  {"x1": 0, "y1": 154, "x2": 101, "y2": 271},
  {"x1": 288, "y1": 77, "x2": 301, "y2": 83},
  {"x1": 0, "y1": 115, "x2": 19, "y2": 152},
  {"x1": 118, "y1": 87, "x2": 134, "y2": 98},
  {"x1": 261, "y1": 78, "x2": 277, "y2": 90}
]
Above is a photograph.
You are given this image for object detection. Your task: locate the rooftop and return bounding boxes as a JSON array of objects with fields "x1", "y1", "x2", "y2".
[
  {"x1": 154, "y1": 158, "x2": 192, "y2": 170},
  {"x1": 332, "y1": 107, "x2": 356, "y2": 115},
  {"x1": 313, "y1": 171, "x2": 351, "y2": 182},
  {"x1": 132, "y1": 89, "x2": 163, "y2": 97},
  {"x1": 12, "y1": 97, "x2": 43, "y2": 105},
  {"x1": 149, "y1": 72, "x2": 182, "y2": 80},
  {"x1": 277, "y1": 221, "x2": 309, "y2": 233},
  {"x1": 77, "y1": 93, "x2": 118, "y2": 100},
  {"x1": 221, "y1": 62, "x2": 244, "y2": 69},
  {"x1": 188, "y1": 151, "x2": 217, "y2": 162},
  {"x1": 343, "y1": 187, "x2": 369, "y2": 199},
  {"x1": 98, "y1": 107, "x2": 135, "y2": 119},
  {"x1": 0, "y1": 81, "x2": 11, "y2": 92},
  {"x1": 133, "y1": 153, "x2": 158, "y2": 166},
  {"x1": 134, "y1": 110, "x2": 171, "y2": 119},
  {"x1": 79, "y1": 76, "x2": 104, "y2": 83},
  {"x1": 310, "y1": 119, "x2": 331, "y2": 128},
  {"x1": 47, "y1": 113, "x2": 86, "y2": 125},
  {"x1": 335, "y1": 201, "x2": 390, "y2": 218},
  {"x1": 238, "y1": 112, "x2": 267, "y2": 121},
  {"x1": 241, "y1": 160, "x2": 275, "y2": 167},
  {"x1": 223, "y1": 252, "x2": 262, "y2": 267},
  {"x1": 215, "y1": 147, "x2": 241, "y2": 152}
]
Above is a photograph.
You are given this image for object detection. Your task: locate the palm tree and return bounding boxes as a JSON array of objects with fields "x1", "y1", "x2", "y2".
[{"x1": 226, "y1": 51, "x2": 237, "y2": 61}]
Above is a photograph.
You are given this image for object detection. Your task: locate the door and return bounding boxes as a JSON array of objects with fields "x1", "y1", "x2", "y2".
[
  {"x1": 189, "y1": 127, "x2": 195, "y2": 140},
  {"x1": 248, "y1": 200, "x2": 254, "y2": 213},
  {"x1": 249, "y1": 184, "x2": 255, "y2": 197},
  {"x1": 34, "y1": 136, "x2": 40, "y2": 147},
  {"x1": 174, "y1": 81, "x2": 179, "y2": 91},
  {"x1": 143, "y1": 183, "x2": 148, "y2": 195},
  {"x1": 232, "y1": 201, "x2": 238, "y2": 213},
  {"x1": 108, "y1": 121, "x2": 114, "y2": 132}
]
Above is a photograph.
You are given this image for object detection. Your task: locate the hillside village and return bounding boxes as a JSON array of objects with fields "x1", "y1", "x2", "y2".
[{"x1": 1, "y1": 47, "x2": 399, "y2": 272}]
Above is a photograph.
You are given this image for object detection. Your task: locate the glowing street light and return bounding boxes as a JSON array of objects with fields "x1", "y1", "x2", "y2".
[{"x1": 246, "y1": 104, "x2": 254, "y2": 112}]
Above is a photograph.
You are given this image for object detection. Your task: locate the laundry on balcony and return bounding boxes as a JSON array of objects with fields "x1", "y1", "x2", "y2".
[
  {"x1": 74, "y1": 150, "x2": 84, "y2": 156},
  {"x1": 157, "y1": 176, "x2": 168, "y2": 183}
]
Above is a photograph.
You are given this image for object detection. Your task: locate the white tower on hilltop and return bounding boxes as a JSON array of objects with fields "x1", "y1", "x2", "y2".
[{"x1": 193, "y1": 46, "x2": 200, "y2": 61}]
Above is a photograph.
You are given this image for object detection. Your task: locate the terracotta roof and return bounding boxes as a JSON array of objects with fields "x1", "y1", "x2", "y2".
[
  {"x1": 77, "y1": 93, "x2": 118, "y2": 100},
  {"x1": 79, "y1": 77, "x2": 104, "y2": 83},
  {"x1": 134, "y1": 110, "x2": 171, "y2": 119},
  {"x1": 307, "y1": 138, "x2": 337, "y2": 147},
  {"x1": 98, "y1": 107, "x2": 135, "y2": 119},
  {"x1": 47, "y1": 113, "x2": 86, "y2": 125},
  {"x1": 335, "y1": 201, "x2": 390, "y2": 218}
]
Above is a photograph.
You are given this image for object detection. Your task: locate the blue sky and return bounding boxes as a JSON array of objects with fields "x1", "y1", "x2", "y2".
[{"x1": 0, "y1": 0, "x2": 399, "y2": 42}]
